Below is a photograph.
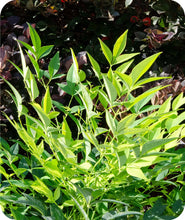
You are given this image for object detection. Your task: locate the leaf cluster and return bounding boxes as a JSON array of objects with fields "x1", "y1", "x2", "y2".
[{"x1": 0, "y1": 25, "x2": 185, "y2": 219}]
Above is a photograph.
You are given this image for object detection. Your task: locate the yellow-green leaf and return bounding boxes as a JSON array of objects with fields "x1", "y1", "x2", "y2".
[
  {"x1": 43, "y1": 87, "x2": 52, "y2": 114},
  {"x1": 98, "y1": 38, "x2": 112, "y2": 64},
  {"x1": 31, "y1": 177, "x2": 54, "y2": 202},
  {"x1": 113, "y1": 30, "x2": 128, "y2": 60},
  {"x1": 126, "y1": 166, "x2": 148, "y2": 181}
]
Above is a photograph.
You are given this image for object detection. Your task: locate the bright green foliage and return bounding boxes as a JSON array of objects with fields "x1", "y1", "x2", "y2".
[{"x1": 0, "y1": 28, "x2": 185, "y2": 219}]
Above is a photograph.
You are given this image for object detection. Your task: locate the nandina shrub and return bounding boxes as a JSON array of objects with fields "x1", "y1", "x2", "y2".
[{"x1": 0, "y1": 25, "x2": 185, "y2": 219}]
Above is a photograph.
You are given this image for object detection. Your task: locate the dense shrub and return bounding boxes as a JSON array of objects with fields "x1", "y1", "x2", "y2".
[{"x1": 0, "y1": 25, "x2": 185, "y2": 219}]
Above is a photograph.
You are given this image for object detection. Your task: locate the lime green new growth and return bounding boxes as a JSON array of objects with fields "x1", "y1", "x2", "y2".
[{"x1": 1, "y1": 25, "x2": 185, "y2": 219}]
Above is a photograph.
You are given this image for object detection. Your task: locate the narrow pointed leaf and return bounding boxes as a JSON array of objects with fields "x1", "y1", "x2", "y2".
[
  {"x1": 103, "y1": 75, "x2": 117, "y2": 104},
  {"x1": 113, "y1": 30, "x2": 128, "y2": 60},
  {"x1": 18, "y1": 40, "x2": 35, "y2": 57},
  {"x1": 106, "y1": 110, "x2": 116, "y2": 135},
  {"x1": 142, "y1": 138, "x2": 177, "y2": 154},
  {"x1": 99, "y1": 38, "x2": 112, "y2": 64},
  {"x1": 71, "y1": 48, "x2": 80, "y2": 83},
  {"x1": 87, "y1": 52, "x2": 101, "y2": 79},
  {"x1": 2, "y1": 78, "x2": 22, "y2": 116},
  {"x1": 43, "y1": 87, "x2": 52, "y2": 114},
  {"x1": 130, "y1": 52, "x2": 162, "y2": 85},
  {"x1": 48, "y1": 51, "x2": 60, "y2": 78},
  {"x1": 172, "y1": 92, "x2": 185, "y2": 110},
  {"x1": 113, "y1": 53, "x2": 139, "y2": 65},
  {"x1": 50, "y1": 204, "x2": 66, "y2": 220},
  {"x1": 62, "y1": 118, "x2": 72, "y2": 140},
  {"x1": 26, "y1": 52, "x2": 41, "y2": 78},
  {"x1": 31, "y1": 103, "x2": 50, "y2": 127},
  {"x1": 30, "y1": 73, "x2": 39, "y2": 101},
  {"x1": 69, "y1": 194, "x2": 89, "y2": 220},
  {"x1": 31, "y1": 177, "x2": 53, "y2": 202},
  {"x1": 79, "y1": 84, "x2": 93, "y2": 115},
  {"x1": 38, "y1": 45, "x2": 53, "y2": 59},
  {"x1": 115, "y1": 59, "x2": 134, "y2": 74},
  {"x1": 27, "y1": 23, "x2": 41, "y2": 53}
]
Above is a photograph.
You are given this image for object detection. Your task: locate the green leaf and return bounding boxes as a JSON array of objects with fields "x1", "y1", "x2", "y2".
[
  {"x1": 58, "y1": 64, "x2": 80, "y2": 96},
  {"x1": 8, "y1": 60, "x2": 23, "y2": 76},
  {"x1": 30, "y1": 73, "x2": 39, "y2": 101},
  {"x1": 54, "y1": 187, "x2": 61, "y2": 202},
  {"x1": 124, "y1": 85, "x2": 168, "y2": 110},
  {"x1": 102, "y1": 211, "x2": 142, "y2": 220},
  {"x1": 21, "y1": 193, "x2": 47, "y2": 216},
  {"x1": 75, "y1": 185, "x2": 93, "y2": 204},
  {"x1": 12, "y1": 209, "x2": 29, "y2": 220},
  {"x1": 18, "y1": 40, "x2": 35, "y2": 57},
  {"x1": 17, "y1": 42, "x2": 27, "y2": 78},
  {"x1": 172, "y1": 92, "x2": 185, "y2": 110},
  {"x1": 43, "y1": 87, "x2": 52, "y2": 114},
  {"x1": 126, "y1": 166, "x2": 148, "y2": 181},
  {"x1": 106, "y1": 110, "x2": 116, "y2": 135},
  {"x1": 142, "y1": 138, "x2": 177, "y2": 155},
  {"x1": 31, "y1": 103, "x2": 50, "y2": 127},
  {"x1": 92, "y1": 199, "x2": 129, "y2": 206},
  {"x1": 10, "y1": 143, "x2": 19, "y2": 155},
  {"x1": 48, "y1": 111, "x2": 60, "y2": 119},
  {"x1": 117, "y1": 114, "x2": 137, "y2": 133},
  {"x1": 52, "y1": 138, "x2": 77, "y2": 164},
  {"x1": 155, "y1": 169, "x2": 169, "y2": 181},
  {"x1": 24, "y1": 113, "x2": 44, "y2": 132},
  {"x1": 103, "y1": 75, "x2": 117, "y2": 105},
  {"x1": 31, "y1": 177, "x2": 54, "y2": 202},
  {"x1": 58, "y1": 82, "x2": 74, "y2": 96},
  {"x1": 166, "y1": 111, "x2": 185, "y2": 131},
  {"x1": 44, "y1": 159, "x2": 62, "y2": 178},
  {"x1": 2, "y1": 78, "x2": 22, "y2": 117},
  {"x1": 143, "y1": 198, "x2": 167, "y2": 220},
  {"x1": 87, "y1": 53, "x2": 101, "y2": 79},
  {"x1": 50, "y1": 203, "x2": 66, "y2": 220},
  {"x1": 98, "y1": 38, "x2": 113, "y2": 64},
  {"x1": 37, "y1": 140, "x2": 44, "y2": 155},
  {"x1": 115, "y1": 59, "x2": 134, "y2": 74},
  {"x1": 139, "y1": 105, "x2": 160, "y2": 114},
  {"x1": 158, "y1": 96, "x2": 171, "y2": 114},
  {"x1": 79, "y1": 84, "x2": 93, "y2": 116},
  {"x1": 132, "y1": 93, "x2": 155, "y2": 113},
  {"x1": 79, "y1": 70, "x2": 86, "y2": 82},
  {"x1": 27, "y1": 23, "x2": 41, "y2": 53},
  {"x1": 69, "y1": 193, "x2": 90, "y2": 220},
  {"x1": 48, "y1": 51, "x2": 60, "y2": 78},
  {"x1": 52, "y1": 101, "x2": 80, "y2": 128},
  {"x1": 107, "y1": 68, "x2": 122, "y2": 96},
  {"x1": 62, "y1": 117, "x2": 72, "y2": 140},
  {"x1": 113, "y1": 53, "x2": 139, "y2": 65},
  {"x1": 78, "y1": 162, "x2": 92, "y2": 171},
  {"x1": 0, "y1": 137, "x2": 10, "y2": 151},
  {"x1": 98, "y1": 89, "x2": 109, "y2": 108},
  {"x1": 0, "y1": 166, "x2": 9, "y2": 179},
  {"x1": 130, "y1": 52, "x2": 162, "y2": 85},
  {"x1": 13, "y1": 123, "x2": 37, "y2": 152},
  {"x1": 115, "y1": 71, "x2": 132, "y2": 88},
  {"x1": 71, "y1": 48, "x2": 80, "y2": 83},
  {"x1": 38, "y1": 45, "x2": 53, "y2": 59},
  {"x1": 113, "y1": 30, "x2": 128, "y2": 60},
  {"x1": 134, "y1": 76, "x2": 170, "y2": 88},
  {"x1": 26, "y1": 52, "x2": 41, "y2": 79}
]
